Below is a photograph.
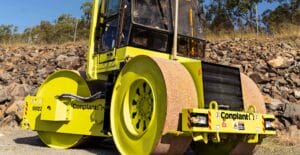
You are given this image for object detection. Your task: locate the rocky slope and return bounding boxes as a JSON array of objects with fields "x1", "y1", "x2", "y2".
[
  {"x1": 0, "y1": 43, "x2": 87, "y2": 127},
  {"x1": 205, "y1": 39, "x2": 300, "y2": 128},
  {"x1": 206, "y1": 39, "x2": 299, "y2": 104},
  {"x1": 0, "y1": 39, "x2": 299, "y2": 138}
]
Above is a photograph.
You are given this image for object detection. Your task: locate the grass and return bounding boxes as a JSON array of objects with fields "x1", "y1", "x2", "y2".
[
  {"x1": 0, "y1": 40, "x2": 87, "y2": 49},
  {"x1": 1, "y1": 25, "x2": 299, "y2": 47},
  {"x1": 205, "y1": 24, "x2": 300, "y2": 44}
]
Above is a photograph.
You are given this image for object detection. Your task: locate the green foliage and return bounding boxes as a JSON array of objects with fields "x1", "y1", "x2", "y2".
[
  {"x1": 262, "y1": 0, "x2": 300, "y2": 31},
  {"x1": 206, "y1": 0, "x2": 263, "y2": 32},
  {"x1": 21, "y1": 14, "x2": 77, "y2": 44},
  {"x1": 205, "y1": 0, "x2": 299, "y2": 34},
  {"x1": 0, "y1": 24, "x2": 18, "y2": 43},
  {"x1": 81, "y1": 2, "x2": 93, "y2": 26},
  {"x1": 0, "y1": 2, "x2": 93, "y2": 44},
  {"x1": 206, "y1": 0, "x2": 234, "y2": 32},
  {"x1": 0, "y1": 1, "x2": 298, "y2": 44},
  {"x1": 55, "y1": 14, "x2": 77, "y2": 43},
  {"x1": 79, "y1": 1, "x2": 93, "y2": 40}
]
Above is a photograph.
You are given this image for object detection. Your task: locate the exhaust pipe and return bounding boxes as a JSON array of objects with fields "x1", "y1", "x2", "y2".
[{"x1": 172, "y1": 0, "x2": 179, "y2": 60}]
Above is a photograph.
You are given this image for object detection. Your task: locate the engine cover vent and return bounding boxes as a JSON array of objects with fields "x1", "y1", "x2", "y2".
[{"x1": 202, "y1": 62, "x2": 244, "y2": 111}]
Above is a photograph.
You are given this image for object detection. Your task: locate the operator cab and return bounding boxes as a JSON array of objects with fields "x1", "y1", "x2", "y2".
[{"x1": 95, "y1": 0, "x2": 206, "y2": 59}]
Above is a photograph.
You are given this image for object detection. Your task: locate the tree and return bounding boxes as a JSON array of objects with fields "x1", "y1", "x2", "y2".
[
  {"x1": 262, "y1": 0, "x2": 300, "y2": 31},
  {"x1": 54, "y1": 14, "x2": 77, "y2": 43},
  {"x1": 205, "y1": 0, "x2": 264, "y2": 32},
  {"x1": 78, "y1": 1, "x2": 93, "y2": 40},
  {"x1": 39, "y1": 21, "x2": 54, "y2": 43},
  {"x1": 289, "y1": 0, "x2": 300, "y2": 24},
  {"x1": 80, "y1": 2, "x2": 93, "y2": 26},
  {"x1": 0, "y1": 24, "x2": 18, "y2": 43},
  {"x1": 227, "y1": 0, "x2": 263, "y2": 31},
  {"x1": 205, "y1": 0, "x2": 234, "y2": 32}
]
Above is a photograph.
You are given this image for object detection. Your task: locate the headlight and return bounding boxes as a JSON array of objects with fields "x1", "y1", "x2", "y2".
[
  {"x1": 190, "y1": 114, "x2": 208, "y2": 127},
  {"x1": 265, "y1": 121, "x2": 272, "y2": 128},
  {"x1": 264, "y1": 119, "x2": 275, "y2": 130}
]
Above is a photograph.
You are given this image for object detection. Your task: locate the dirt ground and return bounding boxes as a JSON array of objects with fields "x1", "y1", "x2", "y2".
[
  {"x1": 0, "y1": 127, "x2": 299, "y2": 155},
  {"x1": 0, "y1": 127, "x2": 117, "y2": 155},
  {"x1": 253, "y1": 130, "x2": 300, "y2": 155}
]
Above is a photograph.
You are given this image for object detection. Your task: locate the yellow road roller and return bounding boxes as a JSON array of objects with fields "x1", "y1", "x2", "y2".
[{"x1": 22, "y1": 0, "x2": 276, "y2": 154}]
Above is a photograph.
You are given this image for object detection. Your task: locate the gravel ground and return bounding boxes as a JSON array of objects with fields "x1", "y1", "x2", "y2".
[
  {"x1": 0, "y1": 127, "x2": 299, "y2": 155},
  {"x1": 0, "y1": 127, "x2": 117, "y2": 155}
]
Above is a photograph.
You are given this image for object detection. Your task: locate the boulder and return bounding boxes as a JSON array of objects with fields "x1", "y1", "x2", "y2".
[
  {"x1": 294, "y1": 90, "x2": 300, "y2": 99},
  {"x1": 7, "y1": 83, "x2": 31, "y2": 99},
  {"x1": 263, "y1": 94, "x2": 273, "y2": 104},
  {"x1": 0, "y1": 86, "x2": 10, "y2": 104},
  {"x1": 249, "y1": 72, "x2": 269, "y2": 84},
  {"x1": 5, "y1": 102, "x2": 18, "y2": 115},
  {"x1": 265, "y1": 98, "x2": 284, "y2": 111},
  {"x1": 0, "y1": 69, "x2": 12, "y2": 84},
  {"x1": 267, "y1": 56, "x2": 294, "y2": 69},
  {"x1": 0, "y1": 105, "x2": 6, "y2": 119},
  {"x1": 290, "y1": 73, "x2": 300, "y2": 87},
  {"x1": 57, "y1": 56, "x2": 81, "y2": 69},
  {"x1": 283, "y1": 103, "x2": 300, "y2": 128},
  {"x1": 280, "y1": 43, "x2": 292, "y2": 49}
]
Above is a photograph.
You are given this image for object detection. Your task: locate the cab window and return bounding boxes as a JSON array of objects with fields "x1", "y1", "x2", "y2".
[
  {"x1": 106, "y1": 0, "x2": 120, "y2": 17},
  {"x1": 97, "y1": 0, "x2": 120, "y2": 52}
]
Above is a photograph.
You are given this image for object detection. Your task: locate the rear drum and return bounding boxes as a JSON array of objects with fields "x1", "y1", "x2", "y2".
[{"x1": 110, "y1": 56, "x2": 198, "y2": 154}]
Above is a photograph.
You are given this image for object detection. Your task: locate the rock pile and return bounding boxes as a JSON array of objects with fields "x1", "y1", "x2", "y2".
[
  {"x1": 205, "y1": 38, "x2": 300, "y2": 128},
  {"x1": 0, "y1": 43, "x2": 87, "y2": 127},
  {"x1": 206, "y1": 39, "x2": 299, "y2": 104},
  {"x1": 0, "y1": 39, "x2": 299, "y2": 128}
]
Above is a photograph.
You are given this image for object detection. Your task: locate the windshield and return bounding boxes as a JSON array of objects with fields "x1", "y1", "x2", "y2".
[
  {"x1": 176, "y1": 0, "x2": 204, "y2": 39},
  {"x1": 106, "y1": 0, "x2": 120, "y2": 17},
  {"x1": 132, "y1": 0, "x2": 204, "y2": 39},
  {"x1": 132, "y1": 0, "x2": 172, "y2": 31}
]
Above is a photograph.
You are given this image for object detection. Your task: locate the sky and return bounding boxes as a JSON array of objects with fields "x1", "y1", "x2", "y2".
[
  {"x1": 0, "y1": 0, "x2": 91, "y2": 32},
  {"x1": 258, "y1": 1, "x2": 280, "y2": 15},
  {"x1": 0, "y1": 0, "x2": 279, "y2": 33}
]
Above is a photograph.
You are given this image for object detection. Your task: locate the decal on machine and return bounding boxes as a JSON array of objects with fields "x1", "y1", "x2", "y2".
[
  {"x1": 216, "y1": 112, "x2": 221, "y2": 118},
  {"x1": 238, "y1": 122, "x2": 245, "y2": 130},
  {"x1": 222, "y1": 121, "x2": 227, "y2": 128},
  {"x1": 221, "y1": 112, "x2": 255, "y2": 120},
  {"x1": 233, "y1": 121, "x2": 245, "y2": 130},
  {"x1": 71, "y1": 103, "x2": 105, "y2": 111},
  {"x1": 32, "y1": 106, "x2": 42, "y2": 111}
]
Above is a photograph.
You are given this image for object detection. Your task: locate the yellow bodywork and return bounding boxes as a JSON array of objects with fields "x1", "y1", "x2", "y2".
[
  {"x1": 22, "y1": 70, "x2": 107, "y2": 137},
  {"x1": 23, "y1": 96, "x2": 106, "y2": 136},
  {"x1": 86, "y1": 0, "x2": 197, "y2": 80},
  {"x1": 22, "y1": 0, "x2": 276, "y2": 152},
  {"x1": 22, "y1": 0, "x2": 277, "y2": 146},
  {"x1": 182, "y1": 107, "x2": 276, "y2": 143}
]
